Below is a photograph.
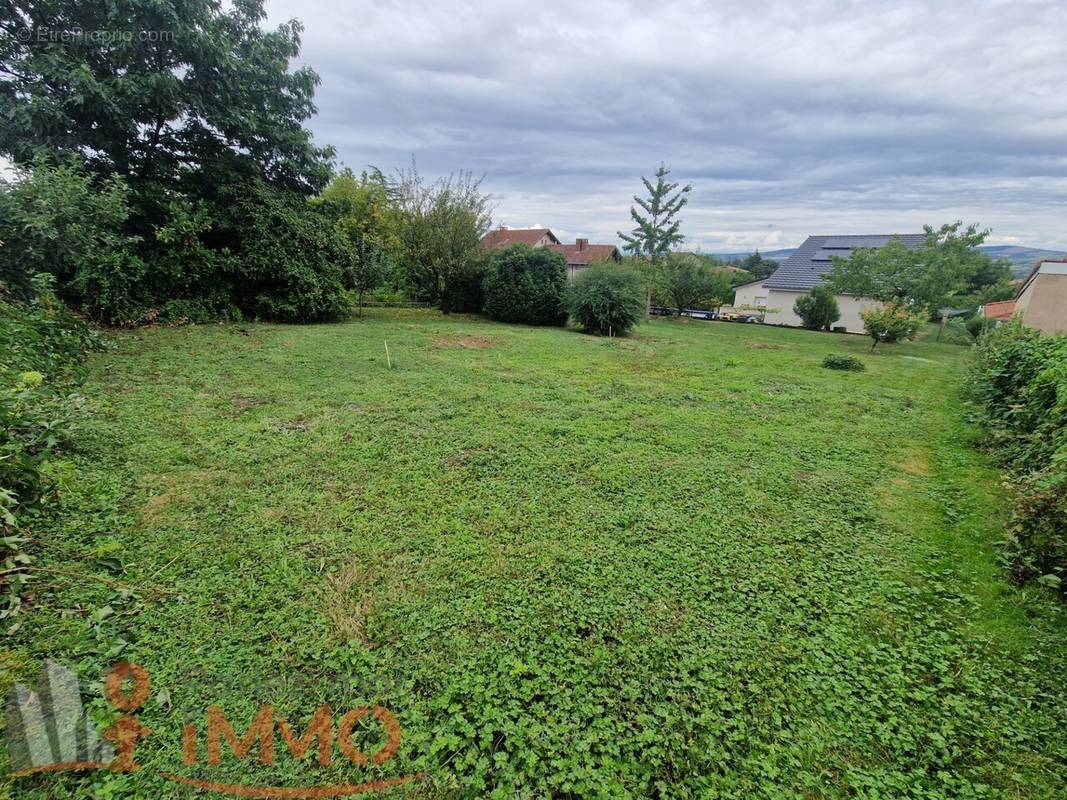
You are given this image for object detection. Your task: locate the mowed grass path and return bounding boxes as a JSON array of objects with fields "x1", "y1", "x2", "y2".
[{"x1": 4, "y1": 310, "x2": 1065, "y2": 799}]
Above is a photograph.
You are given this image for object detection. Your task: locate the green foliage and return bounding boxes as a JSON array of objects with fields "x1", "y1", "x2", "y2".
[
  {"x1": 0, "y1": 278, "x2": 101, "y2": 623},
  {"x1": 0, "y1": 157, "x2": 142, "y2": 309},
  {"x1": 740, "y1": 250, "x2": 778, "y2": 280},
  {"x1": 618, "y1": 163, "x2": 692, "y2": 316},
  {"x1": 217, "y1": 182, "x2": 353, "y2": 323},
  {"x1": 566, "y1": 263, "x2": 644, "y2": 335},
  {"x1": 828, "y1": 222, "x2": 996, "y2": 315},
  {"x1": 482, "y1": 245, "x2": 568, "y2": 326},
  {"x1": 793, "y1": 285, "x2": 842, "y2": 331},
  {"x1": 860, "y1": 302, "x2": 924, "y2": 350},
  {"x1": 617, "y1": 164, "x2": 692, "y2": 263},
  {"x1": 966, "y1": 315, "x2": 999, "y2": 339},
  {"x1": 967, "y1": 320, "x2": 1067, "y2": 596},
  {"x1": 660, "y1": 253, "x2": 734, "y2": 313},
  {"x1": 314, "y1": 168, "x2": 400, "y2": 316},
  {"x1": 389, "y1": 161, "x2": 492, "y2": 314},
  {"x1": 822, "y1": 353, "x2": 865, "y2": 371},
  {"x1": 0, "y1": 0, "x2": 333, "y2": 196}
]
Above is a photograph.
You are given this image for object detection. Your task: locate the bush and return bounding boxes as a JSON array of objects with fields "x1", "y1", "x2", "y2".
[
  {"x1": 822, "y1": 354, "x2": 865, "y2": 372},
  {"x1": 967, "y1": 319, "x2": 1066, "y2": 597},
  {"x1": 0, "y1": 278, "x2": 101, "y2": 621},
  {"x1": 566, "y1": 263, "x2": 644, "y2": 336},
  {"x1": 859, "y1": 302, "x2": 923, "y2": 350},
  {"x1": 217, "y1": 183, "x2": 353, "y2": 323},
  {"x1": 966, "y1": 315, "x2": 999, "y2": 339},
  {"x1": 483, "y1": 245, "x2": 568, "y2": 325},
  {"x1": 794, "y1": 285, "x2": 841, "y2": 331}
]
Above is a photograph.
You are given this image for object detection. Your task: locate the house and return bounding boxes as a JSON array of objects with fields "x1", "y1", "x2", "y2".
[
  {"x1": 1014, "y1": 259, "x2": 1067, "y2": 335},
  {"x1": 733, "y1": 234, "x2": 926, "y2": 333},
  {"x1": 546, "y1": 239, "x2": 622, "y2": 278},
  {"x1": 979, "y1": 299, "x2": 1016, "y2": 321},
  {"x1": 479, "y1": 227, "x2": 621, "y2": 278},
  {"x1": 480, "y1": 227, "x2": 560, "y2": 250}
]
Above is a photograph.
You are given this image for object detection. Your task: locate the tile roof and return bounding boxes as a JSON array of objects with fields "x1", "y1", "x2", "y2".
[
  {"x1": 763, "y1": 234, "x2": 926, "y2": 291},
  {"x1": 480, "y1": 228, "x2": 559, "y2": 250},
  {"x1": 547, "y1": 243, "x2": 620, "y2": 266},
  {"x1": 982, "y1": 300, "x2": 1016, "y2": 320}
]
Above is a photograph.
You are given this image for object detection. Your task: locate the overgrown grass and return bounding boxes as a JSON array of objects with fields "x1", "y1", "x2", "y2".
[{"x1": 3, "y1": 311, "x2": 1064, "y2": 799}]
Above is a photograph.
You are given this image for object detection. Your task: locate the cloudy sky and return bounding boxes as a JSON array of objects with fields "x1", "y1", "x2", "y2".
[{"x1": 263, "y1": 0, "x2": 1067, "y2": 252}]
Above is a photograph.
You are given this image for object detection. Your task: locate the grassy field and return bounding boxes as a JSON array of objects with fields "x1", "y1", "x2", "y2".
[{"x1": 3, "y1": 310, "x2": 1065, "y2": 799}]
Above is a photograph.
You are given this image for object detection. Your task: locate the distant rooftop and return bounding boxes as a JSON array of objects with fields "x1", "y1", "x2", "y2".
[{"x1": 764, "y1": 234, "x2": 926, "y2": 291}]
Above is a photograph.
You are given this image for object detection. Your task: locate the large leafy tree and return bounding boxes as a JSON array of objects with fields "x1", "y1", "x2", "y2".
[
  {"x1": 315, "y1": 168, "x2": 401, "y2": 316},
  {"x1": 390, "y1": 161, "x2": 492, "y2": 314},
  {"x1": 618, "y1": 163, "x2": 692, "y2": 316},
  {"x1": 0, "y1": 0, "x2": 333, "y2": 198},
  {"x1": 827, "y1": 222, "x2": 995, "y2": 315},
  {"x1": 661, "y1": 253, "x2": 733, "y2": 315}
]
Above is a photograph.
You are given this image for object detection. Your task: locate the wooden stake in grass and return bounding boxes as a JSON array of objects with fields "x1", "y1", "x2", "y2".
[{"x1": 384, "y1": 340, "x2": 393, "y2": 369}]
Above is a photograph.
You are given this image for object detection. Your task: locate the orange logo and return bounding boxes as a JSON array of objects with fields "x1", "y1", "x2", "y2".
[{"x1": 6, "y1": 661, "x2": 419, "y2": 797}]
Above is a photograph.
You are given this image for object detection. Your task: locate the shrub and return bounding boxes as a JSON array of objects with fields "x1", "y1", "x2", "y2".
[
  {"x1": 822, "y1": 354, "x2": 865, "y2": 372},
  {"x1": 0, "y1": 278, "x2": 101, "y2": 622},
  {"x1": 217, "y1": 183, "x2": 353, "y2": 323},
  {"x1": 794, "y1": 285, "x2": 841, "y2": 331},
  {"x1": 966, "y1": 315, "x2": 999, "y2": 339},
  {"x1": 566, "y1": 263, "x2": 644, "y2": 336},
  {"x1": 967, "y1": 319, "x2": 1066, "y2": 597},
  {"x1": 859, "y1": 302, "x2": 923, "y2": 350},
  {"x1": 483, "y1": 245, "x2": 568, "y2": 325}
]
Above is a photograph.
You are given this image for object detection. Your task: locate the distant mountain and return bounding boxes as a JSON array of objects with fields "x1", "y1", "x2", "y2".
[
  {"x1": 712, "y1": 245, "x2": 1065, "y2": 280},
  {"x1": 711, "y1": 248, "x2": 795, "y2": 262},
  {"x1": 977, "y1": 246, "x2": 1066, "y2": 279}
]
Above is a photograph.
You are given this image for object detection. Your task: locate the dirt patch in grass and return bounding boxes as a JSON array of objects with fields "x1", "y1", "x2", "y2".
[
  {"x1": 745, "y1": 342, "x2": 784, "y2": 350},
  {"x1": 896, "y1": 454, "x2": 932, "y2": 476},
  {"x1": 433, "y1": 335, "x2": 496, "y2": 350},
  {"x1": 231, "y1": 394, "x2": 267, "y2": 411},
  {"x1": 323, "y1": 551, "x2": 424, "y2": 649}
]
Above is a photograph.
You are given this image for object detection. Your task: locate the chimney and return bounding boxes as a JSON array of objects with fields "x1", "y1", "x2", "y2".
[{"x1": 575, "y1": 238, "x2": 588, "y2": 252}]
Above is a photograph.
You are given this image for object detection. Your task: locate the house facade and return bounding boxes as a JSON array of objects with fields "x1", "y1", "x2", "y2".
[
  {"x1": 733, "y1": 234, "x2": 926, "y2": 333},
  {"x1": 1015, "y1": 259, "x2": 1067, "y2": 335},
  {"x1": 480, "y1": 228, "x2": 620, "y2": 278}
]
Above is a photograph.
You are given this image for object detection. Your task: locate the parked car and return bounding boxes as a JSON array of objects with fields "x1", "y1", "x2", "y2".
[
  {"x1": 649, "y1": 305, "x2": 675, "y2": 316},
  {"x1": 683, "y1": 309, "x2": 715, "y2": 320}
]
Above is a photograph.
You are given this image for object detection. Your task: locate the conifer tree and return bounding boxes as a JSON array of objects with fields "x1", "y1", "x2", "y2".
[{"x1": 618, "y1": 164, "x2": 692, "y2": 317}]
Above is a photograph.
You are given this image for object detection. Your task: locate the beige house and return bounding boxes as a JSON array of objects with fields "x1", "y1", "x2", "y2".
[
  {"x1": 732, "y1": 234, "x2": 926, "y2": 333},
  {"x1": 480, "y1": 227, "x2": 621, "y2": 278},
  {"x1": 1014, "y1": 259, "x2": 1067, "y2": 335}
]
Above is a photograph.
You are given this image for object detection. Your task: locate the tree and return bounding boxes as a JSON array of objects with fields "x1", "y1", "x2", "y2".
[
  {"x1": 0, "y1": 157, "x2": 139, "y2": 305},
  {"x1": 793, "y1": 285, "x2": 841, "y2": 331},
  {"x1": 483, "y1": 245, "x2": 568, "y2": 326},
  {"x1": 742, "y1": 251, "x2": 779, "y2": 280},
  {"x1": 566, "y1": 263, "x2": 645, "y2": 336},
  {"x1": 315, "y1": 168, "x2": 400, "y2": 316},
  {"x1": 617, "y1": 164, "x2": 692, "y2": 317},
  {"x1": 662, "y1": 253, "x2": 733, "y2": 315},
  {"x1": 390, "y1": 161, "x2": 492, "y2": 314},
  {"x1": 859, "y1": 302, "x2": 923, "y2": 350},
  {"x1": 0, "y1": 0, "x2": 333, "y2": 198},
  {"x1": 826, "y1": 222, "x2": 993, "y2": 315}
]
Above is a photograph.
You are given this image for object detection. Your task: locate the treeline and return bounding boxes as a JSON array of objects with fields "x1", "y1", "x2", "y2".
[
  {"x1": 968, "y1": 321, "x2": 1066, "y2": 599},
  {"x1": 0, "y1": 1, "x2": 496, "y2": 325}
]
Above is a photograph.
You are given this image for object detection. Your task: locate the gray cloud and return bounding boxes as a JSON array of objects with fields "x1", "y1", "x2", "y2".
[{"x1": 266, "y1": 0, "x2": 1067, "y2": 250}]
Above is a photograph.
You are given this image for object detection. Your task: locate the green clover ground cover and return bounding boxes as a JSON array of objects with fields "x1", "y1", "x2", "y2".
[{"x1": 3, "y1": 310, "x2": 1065, "y2": 798}]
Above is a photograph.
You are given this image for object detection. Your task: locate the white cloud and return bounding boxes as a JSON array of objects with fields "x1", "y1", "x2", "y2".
[{"x1": 264, "y1": 0, "x2": 1067, "y2": 249}]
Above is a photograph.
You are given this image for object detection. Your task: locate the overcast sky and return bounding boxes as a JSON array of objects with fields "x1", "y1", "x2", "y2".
[{"x1": 272, "y1": 1, "x2": 1057, "y2": 250}]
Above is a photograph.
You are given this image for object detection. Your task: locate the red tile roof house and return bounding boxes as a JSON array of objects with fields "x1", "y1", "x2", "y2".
[{"x1": 480, "y1": 228, "x2": 621, "y2": 278}]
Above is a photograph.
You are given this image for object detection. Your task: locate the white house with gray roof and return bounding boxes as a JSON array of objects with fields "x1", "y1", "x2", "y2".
[{"x1": 733, "y1": 234, "x2": 926, "y2": 333}]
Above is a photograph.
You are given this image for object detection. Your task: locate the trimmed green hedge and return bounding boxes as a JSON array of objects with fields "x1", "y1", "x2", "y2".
[
  {"x1": 483, "y1": 244, "x2": 567, "y2": 326},
  {"x1": 968, "y1": 319, "x2": 1066, "y2": 596}
]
